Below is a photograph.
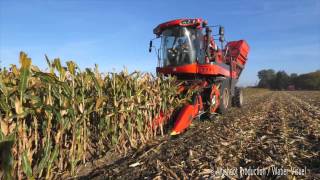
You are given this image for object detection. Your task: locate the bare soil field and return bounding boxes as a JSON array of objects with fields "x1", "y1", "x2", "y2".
[{"x1": 77, "y1": 90, "x2": 320, "y2": 179}]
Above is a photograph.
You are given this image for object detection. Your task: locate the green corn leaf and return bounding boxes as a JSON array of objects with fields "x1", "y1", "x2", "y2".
[
  {"x1": 45, "y1": 54, "x2": 51, "y2": 67},
  {"x1": 0, "y1": 97, "x2": 10, "y2": 113},
  {"x1": 18, "y1": 52, "x2": 32, "y2": 102},
  {"x1": 111, "y1": 134, "x2": 118, "y2": 145},
  {"x1": 46, "y1": 146, "x2": 59, "y2": 178},
  {"x1": 54, "y1": 58, "x2": 67, "y2": 80},
  {"x1": 66, "y1": 61, "x2": 76, "y2": 76},
  {"x1": 59, "y1": 81, "x2": 72, "y2": 97},
  {"x1": 35, "y1": 139, "x2": 52, "y2": 176},
  {"x1": 0, "y1": 76, "x2": 8, "y2": 95},
  {"x1": 53, "y1": 58, "x2": 62, "y2": 73},
  {"x1": 22, "y1": 151, "x2": 34, "y2": 180},
  {"x1": 86, "y1": 68, "x2": 102, "y2": 92},
  {"x1": 33, "y1": 71, "x2": 71, "y2": 97},
  {"x1": 45, "y1": 54, "x2": 55, "y2": 74},
  {"x1": 33, "y1": 71, "x2": 56, "y2": 84}
]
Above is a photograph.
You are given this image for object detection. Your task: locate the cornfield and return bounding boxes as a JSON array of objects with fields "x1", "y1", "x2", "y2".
[{"x1": 0, "y1": 52, "x2": 189, "y2": 179}]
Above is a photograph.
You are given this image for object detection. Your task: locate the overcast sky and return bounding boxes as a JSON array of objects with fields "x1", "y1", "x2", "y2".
[{"x1": 1, "y1": 0, "x2": 319, "y2": 86}]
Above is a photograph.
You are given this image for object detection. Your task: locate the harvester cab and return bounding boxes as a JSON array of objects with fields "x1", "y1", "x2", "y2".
[{"x1": 150, "y1": 18, "x2": 249, "y2": 135}]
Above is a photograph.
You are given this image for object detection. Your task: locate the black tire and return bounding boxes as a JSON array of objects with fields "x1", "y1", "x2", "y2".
[
  {"x1": 217, "y1": 80, "x2": 230, "y2": 114},
  {"x1": 232, "y1": 87, "x2": 243, "y2": 107}
]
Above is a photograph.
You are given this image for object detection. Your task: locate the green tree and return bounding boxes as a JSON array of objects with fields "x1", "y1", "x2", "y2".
[
  {"x1": 257, "y1": 69, "x2": 275, "y2": 88},
  {"x1": 289, "y1": 73, "x2": 298, "y2": 85},
  {"x1": 274, "y1": 71, "x2": 290, "y2": 90},
  {"x1": 295, "y1": 71, "x2": 320, "y2": 90},
  {"x1": 257, "y1": 69, "x2": 320, "y2": 90}
]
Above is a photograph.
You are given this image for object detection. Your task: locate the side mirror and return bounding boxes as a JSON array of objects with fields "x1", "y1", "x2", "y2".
[
  {"x1": 149, "y1": 41, "x2": 152, "y2": 52},
  {"x1": 219, "y1": 36, "x2": 225, "y2": 42},
  {"x1": 205, "y1": 27, "x2": 211, "y2": 34},
  {"x1": 219, "y1": 26, "x2": 224, "y2": 36}
]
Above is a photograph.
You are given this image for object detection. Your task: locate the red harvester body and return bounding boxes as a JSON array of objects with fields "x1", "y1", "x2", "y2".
[{"x1": 149, "y1": 18, "x2": 249, "y2": 135}]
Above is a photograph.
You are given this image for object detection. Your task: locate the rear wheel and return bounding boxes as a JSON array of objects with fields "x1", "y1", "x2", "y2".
[
  {"x1": 232, "y1": 87, "x2": 243, "y2": 107},
  {"x1": 217, "y1": 80, "x2": 230, "y2": 114}
]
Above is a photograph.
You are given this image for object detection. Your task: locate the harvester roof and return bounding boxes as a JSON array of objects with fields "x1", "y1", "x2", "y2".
[{"x1": 153, "y1": 18, "x2": 204, "y2": 36}]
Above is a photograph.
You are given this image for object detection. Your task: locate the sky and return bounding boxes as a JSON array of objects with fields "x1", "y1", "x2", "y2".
[{"x1": 0, "y1": 0, "x2": 319, "y2": 86}]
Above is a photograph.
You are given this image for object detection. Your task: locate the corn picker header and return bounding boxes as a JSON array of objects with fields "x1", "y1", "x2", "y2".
[{"x1": 149, "y1": 18, "x2": 249, "y2": 135}]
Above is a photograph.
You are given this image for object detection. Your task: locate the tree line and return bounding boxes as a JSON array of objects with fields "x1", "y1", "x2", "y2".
[{"x1": 257, "y1": 69, "x2": 320, "y2": 90}]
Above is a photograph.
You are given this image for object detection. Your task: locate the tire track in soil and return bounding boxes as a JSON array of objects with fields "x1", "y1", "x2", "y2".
[
  {"x1": 235, "y1": 92, "x2": 320, "y2": 179},
  {"x1": 283, "y1": 92, "x2": 320, "y2": 178},
  {"x1": 208, "y1": 92, "x2": 282, "y2": 179},
  {"x1": 284, "y1": 92, "x2": 320, "y2": 136},
  {"x1": 82, "y1": 91, "x2": 276, "y2": 179},
  {"x1": 78, "y1": 91, "x2": 320, "y2": 179},
  {"x1": 286, "y1": 91, "x2": 320, "y2": 118},
  {"x1": 234, "y1": 92, "x2": 296, "y2": 179},
  {"x1": 289, "y1": 91, "x2": 320, "y2": 108}
]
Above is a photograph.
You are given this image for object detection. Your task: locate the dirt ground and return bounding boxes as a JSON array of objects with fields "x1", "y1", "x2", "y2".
[{"x1": 75, "y1": 90, "x2": 320, "y2": 179}]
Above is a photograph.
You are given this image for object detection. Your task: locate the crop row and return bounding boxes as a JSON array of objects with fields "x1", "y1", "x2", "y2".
[{"x1": 0, "y1": 52, "x2": 189, "y2": 179}]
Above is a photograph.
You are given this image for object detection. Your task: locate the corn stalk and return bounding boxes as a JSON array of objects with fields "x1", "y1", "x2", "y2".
[{"x1": 0, "y1": 52, "x2": 190, "y2": 179}]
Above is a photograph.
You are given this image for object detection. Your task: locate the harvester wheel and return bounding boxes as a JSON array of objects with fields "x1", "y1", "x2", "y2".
[
  {"x1": 232, "y1": 87, "x2": 243, "y2": 107},
  {"x1": 217, "y1": 80, "x2": 230, "y2": 114}
]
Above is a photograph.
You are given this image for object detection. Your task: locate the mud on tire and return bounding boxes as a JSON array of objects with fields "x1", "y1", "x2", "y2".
[
  {"x1": 232, "y1": 87, "x2": 243, "y2": 107},
  {"x1": 217, "y1": 80, "x2": 231, "y2": 114}
]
